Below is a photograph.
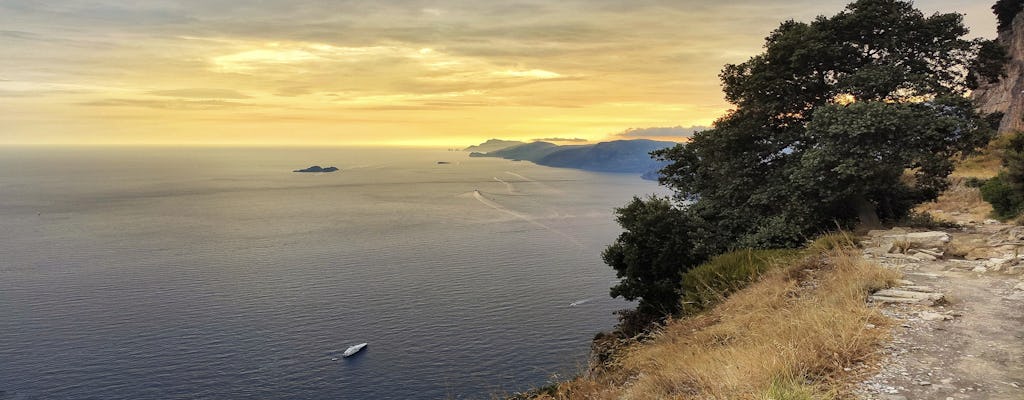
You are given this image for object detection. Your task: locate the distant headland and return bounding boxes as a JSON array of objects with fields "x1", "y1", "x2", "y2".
[{"x1": 464, "y1": 138, "x2": 677, "y2": 180}]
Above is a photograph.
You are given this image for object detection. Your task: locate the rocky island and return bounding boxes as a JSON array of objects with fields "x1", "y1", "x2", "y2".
[{"x1": 293, "y1": 166, "x2": 339, "y2": 173}]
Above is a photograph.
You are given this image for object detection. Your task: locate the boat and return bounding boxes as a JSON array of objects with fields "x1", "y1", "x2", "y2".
[{"x1": 343, "y1": 343, "x2": 368, "y2": 357}]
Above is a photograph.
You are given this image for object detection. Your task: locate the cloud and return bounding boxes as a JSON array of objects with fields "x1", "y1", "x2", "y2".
[
  {"x1": 147, "y1": 88, "x2": 251, "y2": 99},
  {"x1": 80, "y1": 98, "x2": 256, "y2": 110},
  {"x1": 533, "y1": 137, "x2": 588, "y2": 143},
  {"x1": 615, "y1": 126, "x2": 709, "y2": 138}
]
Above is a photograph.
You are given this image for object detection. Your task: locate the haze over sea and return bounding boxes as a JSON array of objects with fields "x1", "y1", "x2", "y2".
[{"x1": 0, "y1": 147, "x2": 664, "y2": 399}]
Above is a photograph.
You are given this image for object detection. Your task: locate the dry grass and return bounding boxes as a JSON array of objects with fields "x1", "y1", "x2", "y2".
[
  {"x1": 536, "y1": 251, "x2": 900, "y2": 400},
  {"x1": 952, "y1": 152, "x2": 1001, "y2": 179},
  {"x1": 916, "y1": 177, "x2": 994, "y2": 223}
]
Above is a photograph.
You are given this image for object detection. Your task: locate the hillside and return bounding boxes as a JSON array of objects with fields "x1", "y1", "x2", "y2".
[
  {"x1": 465, "y1": 139, "x2": 676, "y2": 177},
  {"x1": 469, "y1": 141, "x2": 567, "y2": 161},
  {"x1": 537, "y1": 140, "x2": 674, "y2": 173},
  {"x1": 463, "y1": 139, "x2": 526, "y2": 153}
]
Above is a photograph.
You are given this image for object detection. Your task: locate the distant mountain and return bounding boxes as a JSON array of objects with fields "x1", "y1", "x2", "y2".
[
  {"x1": 463, "y1": 139, "x2": 525, "y2": 153},
  {"x1": 468, "y1": 138, "x2": 677, "y2": 179},
  {"x1": 470, "y1": 141, "x2": 573, "y2": 161},
  {"x1": 538, "y1": 139, "x2": 673, "y2": 173}
]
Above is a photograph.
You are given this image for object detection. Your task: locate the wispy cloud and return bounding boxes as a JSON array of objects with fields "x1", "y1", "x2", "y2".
[
  {"x1": 80, "y1": 98, "x2": 257, "y2": 110},
  {"x1": 533, "y1": 137, "x2": 589, "y2": 143},
  {"x1": 0, "y1": 0, "x2": 997, "y2": 145},
  {"x1": 147, "y1": 88, "x2": 251, "y2": 99},
  {"x1": 615, "y1": 126, "x2": 709, "y2": 138}
]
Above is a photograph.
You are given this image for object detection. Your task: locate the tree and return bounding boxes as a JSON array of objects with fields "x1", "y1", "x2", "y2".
[
  {"x1": 603, "y1": 196, "x2": 710, "y2": 316},
  {"x1": 981, "y1": 132, "x2": 1024, "y2": 219},
  {"x1": 654, "y1": 0, "x2": 995, "y2": 247},
  {"x1": 993, "y1": 0, "x2": 1024, "y2": 32}
]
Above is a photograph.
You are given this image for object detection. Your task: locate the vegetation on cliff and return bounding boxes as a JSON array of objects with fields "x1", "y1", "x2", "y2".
[
  {"x1": 994, "y1": 0, "x2": 1024, "y2": 31},
  {"x1": 531, "y1": 243, "x2": 899, "y2": 399},
  {"x1": 605, "y1": 0, "x2": 997, "y2": 324}
]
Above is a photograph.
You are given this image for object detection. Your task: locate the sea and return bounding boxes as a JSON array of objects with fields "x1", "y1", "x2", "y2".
[{"x1": 0, "y1": 147, "x2": 666, "y2": 399}]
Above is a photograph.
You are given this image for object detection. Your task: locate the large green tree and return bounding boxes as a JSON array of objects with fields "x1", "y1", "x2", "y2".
[
  {"x1": 606, "y1": 0, "x2": 998, "y2": 319},
  {"x1": 654, "y1": 0, "x2": 994, "y2": 247}
]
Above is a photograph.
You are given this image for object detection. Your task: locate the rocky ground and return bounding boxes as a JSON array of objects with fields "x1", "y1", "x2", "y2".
[{"x1": 854, "y1": 221, "x2": 1024, "y2": 400}]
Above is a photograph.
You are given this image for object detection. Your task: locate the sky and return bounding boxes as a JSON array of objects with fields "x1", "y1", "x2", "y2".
[{"x1": 0, "y1": 0, "x2": 997, "y2": 147}]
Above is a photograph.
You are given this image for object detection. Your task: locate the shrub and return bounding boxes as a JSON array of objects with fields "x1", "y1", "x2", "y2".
[
  {"x1": 980, "y1": 174, "x2": 1024, "y2": 219},
  {"x1": 898, "y1": 211, "x2": 960, "y2": 229},
  {"x1": 964, "y1": 177, "x2": 988, "y2": 188}
]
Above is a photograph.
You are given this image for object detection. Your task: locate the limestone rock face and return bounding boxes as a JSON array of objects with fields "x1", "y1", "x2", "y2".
[{"x1": 974, "y1": 10, "x2": 1024, "y2": 134}]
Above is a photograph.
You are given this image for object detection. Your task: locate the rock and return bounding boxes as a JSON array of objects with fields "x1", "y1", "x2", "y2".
[
  {"x1": 899, "y1": 285, "x2": 937, "y2": 292},
  {"x1": 1014, "y1": 282, "x2": 1024, "y2": 291},
  {"x1": 919, "y1": 381, "x2": 932, "y2": 386},
  {"x1": 985, "y1": 257, "x2": 1018, "y2": 272},
  {"x1": 984, "y1": 219, "x2": 1000, "y2": 225},
  {"x1": 879, "y1": 231, "x2": 951, "y2": 253},
  {"x1": 973, "y1": 9, "x2": 1024, "y2": 134},
  {"x1": 914, "y1": 248, "x2": 944, "y2": 258},
  {"x1": 972, "y1": 266, "x2": 988, "y2": 273},
  {"x1": 874, "y1": 289, "x2": 945, "y2": 301},
  {"x1": 870, "y1": 295, "x2": 936, "y2": 306},
  {"x1": 965, "y1": 245, "x2": 1018, "y2": 260},
  {"x1": 882, "y1": 253, "x2": 920, "y2": 262},
  {"x1": 912, "y1": 252, "x2": 938, "y2": 261},
  {"x1": 919, "y1": 312, "x2": 951, "y2": 321},
  {"x1": 293, "y1": 165, "x2": 339, "y2": 173},
  {"x1": 869, "y1": 228, "x2": 909, "y2": 237}
]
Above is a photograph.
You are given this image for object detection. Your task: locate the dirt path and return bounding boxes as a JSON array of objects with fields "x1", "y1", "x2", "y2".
[{"x1": 856, "y1": 224, "x2": 1024, "y2": 400}]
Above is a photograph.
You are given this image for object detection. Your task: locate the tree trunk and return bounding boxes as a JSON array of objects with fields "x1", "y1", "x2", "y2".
[{"x1": 853, "y1": 194, "x2": 882, "y2": 230}]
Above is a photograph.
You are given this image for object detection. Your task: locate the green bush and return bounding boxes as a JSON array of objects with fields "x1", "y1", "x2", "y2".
[
  {"x1": 963, "y1": 177, "x2": 988, "y2": 188},
  {"x1": 897, "y1": 211, "x2": 960, "y2": 230},
  {"x1": 679, "y1": 249, "x2": 803, "y2": 316},
  {"x1": 980, "y1": 174, "x2": 1024, "y2": 220}
]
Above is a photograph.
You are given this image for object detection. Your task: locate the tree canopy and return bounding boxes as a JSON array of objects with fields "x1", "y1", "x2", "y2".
[
  {"x1": 994, "y1": 0, "x2": 1024, "y2": 31},
  {"x1": 606, "y1": 0, "x2": 997, "y2": 318}
]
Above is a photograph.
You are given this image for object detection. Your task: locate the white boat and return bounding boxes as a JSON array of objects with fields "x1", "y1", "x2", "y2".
[{"x1": 342, "y1": 343, "x2": 368, "y2": 357}]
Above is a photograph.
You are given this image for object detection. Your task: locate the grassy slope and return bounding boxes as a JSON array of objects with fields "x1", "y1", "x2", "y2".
[{"x1": 531, "y1": 245, "x2": 899, "y2": 400}]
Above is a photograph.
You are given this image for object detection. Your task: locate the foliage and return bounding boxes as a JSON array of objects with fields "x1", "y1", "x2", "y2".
[
  {"x1": 980, "y1": 132, "x2": 1024, "y2": 219},
  {"x1": 603, "y1": 196, "x2": 712, "y2": 317},
  {"x1": 897, "y1": 211, "x2": 960, "y2": 229},
  {"x1": 968, "y1": 40, "x2": 1009, "y2": 89},
  {"x1": 678, "y1": 249, "x2": 803, "y2": 316},
  {"x1": 654, "y1": 0, "x2": 994, "y2": 248},
  {"x1": 994, "y1": 0, "x2": 1024, "y2": 31},
  {"x1": 980, "y1": 174, "x2": 1024, "y2": 219},
  {"x1": 964, "y1": 177, "x2": 989, "y2": 188}
]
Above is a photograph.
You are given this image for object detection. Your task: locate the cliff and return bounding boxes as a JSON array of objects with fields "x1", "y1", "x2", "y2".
[{"x1": 974, "y1": 9, "x2": 1024, "y2": 134}]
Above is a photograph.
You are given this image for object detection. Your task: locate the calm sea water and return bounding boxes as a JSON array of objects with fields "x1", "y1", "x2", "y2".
[{"x1": 0, "y1": 147, "x2": 664, "y2": 399}]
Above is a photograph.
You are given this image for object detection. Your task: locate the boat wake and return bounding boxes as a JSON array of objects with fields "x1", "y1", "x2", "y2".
[
  {"x1": 472, "y1": 190, "x2": 582, "y2": 248},
  {"x1": 503, "y1": 171, "x2": 535, "y2": 182},
  {"x1": 568, "y1": 298, "x2": 592, "y2": 307},
  {"x1": 493, "y1": 177, "x2": 520, "y2": 195}
]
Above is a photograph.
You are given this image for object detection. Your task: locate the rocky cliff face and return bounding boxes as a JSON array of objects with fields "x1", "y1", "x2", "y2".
[{"x1": 974, "y1": 10, "x2": 1024, "y2": 134}]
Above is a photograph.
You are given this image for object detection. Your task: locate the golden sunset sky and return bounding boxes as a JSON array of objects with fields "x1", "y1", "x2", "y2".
[{"x1": 0, "y1": 0, "x2": 996, "y2": 146}]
